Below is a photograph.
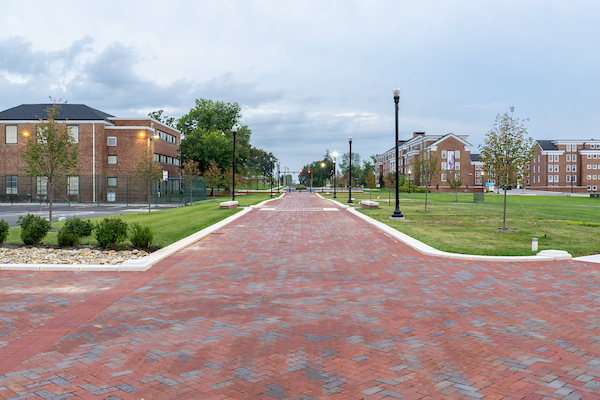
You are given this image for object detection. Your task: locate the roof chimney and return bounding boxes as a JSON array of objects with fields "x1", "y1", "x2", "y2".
[{"x1": 413, "y1": 132, "x2": 425, "y2": 137}]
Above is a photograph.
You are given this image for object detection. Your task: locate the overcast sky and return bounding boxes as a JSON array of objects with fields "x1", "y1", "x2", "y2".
[{"x1": 1, "y1": 1, "x2": 599, "y2": 173}]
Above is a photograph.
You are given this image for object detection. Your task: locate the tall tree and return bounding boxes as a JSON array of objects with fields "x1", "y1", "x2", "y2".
[
  {"x1": 148, "y1": 110, "x2": 176, "y2": 127},
  {"x1": 180, "y1": 129, "x2": 232, "y2": 173},
  {"x1": 203, "y1": 161, "x2": 222, "y2": 200},
  {"x1": 414, "y1": 145, "x2": 440, "y2": 211},
  {"x1": 177, "y1": 99, "x2": 242, "y2": 134},
  {"x1": 20, "y1": 102, "x2": 79, "y2": 226},
  {"x1": 479, "y1": 107, "x2": 535, "y2": 230}
]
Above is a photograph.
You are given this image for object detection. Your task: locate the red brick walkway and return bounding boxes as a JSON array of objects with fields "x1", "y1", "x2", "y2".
[{"x1": 0, "y1": 193, "x2": 599, "y2": 399}]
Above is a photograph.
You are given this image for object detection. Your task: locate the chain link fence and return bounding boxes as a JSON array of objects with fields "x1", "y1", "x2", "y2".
[{"x1": 0, "y1": 175, "x2": 207, "y2": 205}]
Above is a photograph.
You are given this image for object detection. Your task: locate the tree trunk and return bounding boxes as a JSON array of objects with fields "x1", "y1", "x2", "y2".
[
  {"x1": 424, "y1": 185, "x2": 429, "y2": 211},
  {"x1": 503, "y1": 186, "x2": 507, "y2": 230},
  {"x1": 48, "y1": 182, "x2": 54, "y2": 227},
  {"x1": 455, "y1": 190, "x2": 458, "y2": 202}
]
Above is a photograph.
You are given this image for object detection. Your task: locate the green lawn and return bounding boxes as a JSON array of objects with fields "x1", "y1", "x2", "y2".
[
  {"x1": 6, "y1": 193, "x2": 274, "y2": 248},
  {"x1": 323, "y1": 190, "x2": 600, "y2": 257}
]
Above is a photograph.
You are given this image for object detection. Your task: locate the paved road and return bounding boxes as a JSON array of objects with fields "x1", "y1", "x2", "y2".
[
  {"x1": 0, "y1": 193, "x2": 599, "y2": 399},
  {"x1": 0, "y1": 204, "x2": 180, "y2": 226}
]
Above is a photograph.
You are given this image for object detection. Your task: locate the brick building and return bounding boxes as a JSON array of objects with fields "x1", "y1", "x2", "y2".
[
  {"x1": 0, "y1": 104, "x2": 181, "y2": 202},
  {"x1": 376, "y1": 132, "x2": 490, "y2": 191},
  {"x1": 526, "y1": 139, "x2": 600, "y2": 192}
]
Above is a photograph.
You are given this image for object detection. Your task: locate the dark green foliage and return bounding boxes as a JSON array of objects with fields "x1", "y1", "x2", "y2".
[
  {"x1": 0, "y1": 220, "x2": 8, "y2": 244},
  {"x1": 18, "y1": 213, "x2": 51, "y2": 246},
  {"x1": 58, "y1": 217, "x2": 94, "y2": 247},
  {"x1": 130, "y1": 223, "x2": 154, "y2": 249},
  {"x1": 95, "y1": 218, "x2": 128, "y2": 249}
]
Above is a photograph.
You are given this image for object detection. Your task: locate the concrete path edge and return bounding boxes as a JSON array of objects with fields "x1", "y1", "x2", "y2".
[
  {"x1": 0, "y1": 194, "x2": 285, "y2": 272},
  {"x1": 320, "y1": 194, "x2": 576, "y2": 263}
]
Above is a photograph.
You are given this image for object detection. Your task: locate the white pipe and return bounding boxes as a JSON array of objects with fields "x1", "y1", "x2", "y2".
[{"x1": 92, "y1": 123, "x2": 96, "y2": 202}]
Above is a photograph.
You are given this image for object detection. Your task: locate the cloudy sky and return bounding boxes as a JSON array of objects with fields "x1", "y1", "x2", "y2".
[{"x1": 1, "y1": 1, "x2": 599, "y2": 173}]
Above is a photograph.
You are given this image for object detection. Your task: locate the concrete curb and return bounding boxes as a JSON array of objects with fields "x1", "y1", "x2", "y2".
[
  {"x1": 0, "y1": 194, "x2": 286, "y2": 272},
  {"x1": 318, "y1": 194, "x2": 573, "y2": 262}
]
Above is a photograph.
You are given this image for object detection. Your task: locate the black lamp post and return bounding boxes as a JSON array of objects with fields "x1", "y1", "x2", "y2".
[
  {"x1": 408, "y1": 169, "x2": 411, "y2": 194},
  {"x1": 333, "y1": 152, "x2": 338, "y2": 199},
  {"x1": 270, "y1": 157, "x2": 274, "y2": 197},
  {"x1": 321, "y1": 162, "x2": 325, "y2": 193},
  {"x1": 481, "y1": 171, "x2": 485, "y2": 193},
  {"x1": 277, "y1": 160, "x2": 280, "y2": 194},
  {"x1": 391, "y1": 87, "x2": 404, "y2": 220},
  {"x1": 232, "y1": 125, "x2": 237, "y2": 201},
  {"x1": 348, "y1": 137, "x2": 353, "y2": 204}
]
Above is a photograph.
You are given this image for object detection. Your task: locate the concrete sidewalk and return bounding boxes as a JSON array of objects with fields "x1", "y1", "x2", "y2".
[{"x1": 0, "y1": 192, "x2": 599, "y2": 399}]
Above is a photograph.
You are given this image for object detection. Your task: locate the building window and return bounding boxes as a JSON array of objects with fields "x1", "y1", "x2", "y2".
[
  {"x1": 36, "y1": 176, "x2": 48, "y2": 196},
  {"x1": 455, "y1": 162, "x2": 460, "y2": 170},
  {"x1": 554, "y1": 165, "x2": 559, "y2": 172},
  {"x1": 455, "y1": 150, "x2": 460, "y2": 159},
  {"x1": 67, "y1": 176, "x2": 79, "y2": 195},
  {"x1": 108, "y1": 155, "x2": 117, "y2": 165},
  {"x1": 154, "y1": 153, "x2": 160, "y2": 162},
  {"x1": 566, "y1": 175, "x2": 571, "y2": 183},
  {"x1": 548, "y1": 175, "x2": 553, "y2": 182},
  {"x1": 566, "y1": 165, "x2": 571, "y2": 172},
  {"x1": 592, "y1": 144, "x2": 596, "y2": 149},
  {"x1": 527, "y1": 179, "x2": 530, "y2": 185},
  {"x1": 67, "y1": 126, "x2": 79, "y2": 143},
  {"x1": 572, "y1": 175, "x2": 576, "y2": 182},
  {"x1": 441, "y1": 150, "x2": 447, "y2": 159},
  {"x1": 548, "y1": 165, "x2": 553, "y2": 172},
  {"x1": 107, "y1": 137, "x2": 117, "y2": 146},
  {"x1": 573, "y1": 165, "x2": 577, "y2": 172},
  {"x1": 441, "y1": 173, "x2": 447, "y2": 182},
  {"x1": 107, "y1": 177, "x2": 117, "y2": 187},
  {"x1": 588, "y1": 175, "x2": 592, "y2": 180},
  {"x1": 594, "y1": 186, "x2": 598, "y2": 191},
  {"x1": 6, "y1": 175, "x2": 17, "y2": 194},
  {"x1": 588, "y1": 154, "x2": 592, "y2": 159},
  {"x1": 573, "y1": 154, "x2": 577, "y2": 162},
  {"x1": 595, "y1": 154, "x2": 599, "y2": 159},
  {"x1": 107, "y1": 192, "x2": 116, "y2": 202},
  {"x1": 527, "y1": 164, "x2": 530, "y2": 170},
  {"x1": 566, "y1": 144, "x2": 571, "y2": 152},
  {"x1": 566, "y1": 154, "x2": 571, "y2": 162},
  {"x1": 588, "y1": 165, "x2": 592, "y2": 170},
  {"x1": 595, "y1": 165, "x2": 598, "y2": 170},
  {"x1": 442, "y1": 162, "x2": 447, "y2": 170},
  {"x1": 554, "y1": 175, "x2": 559, "y2": 182},
  {"x1": 5, "y1": 125, "x2": 17, "y2": 144},
  {"x1": 587, "y1": 185, "x2": 591, "y2": 190},
  {"x1": 594, "y1": 175, "x2": 598, "y2": 180}
]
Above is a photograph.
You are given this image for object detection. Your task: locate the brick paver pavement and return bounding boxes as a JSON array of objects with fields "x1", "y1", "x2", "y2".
[{"x1": 0, "y1": 192, "x2": 599, "y2": 399}]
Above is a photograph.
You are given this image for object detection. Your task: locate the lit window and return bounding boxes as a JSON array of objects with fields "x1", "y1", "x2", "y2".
[
  {"x1": 5, "y1": 125, "x2": 17, "y2": 144},
  {"x1": 587, "y1": 175, "x2": 592, "y2": 180},
  {"x1": 67, "y1": 126, "x2": 79, "y2": 143},
  {"x1": 108, "y1": 155, "x2": 117, "y2": 165}
]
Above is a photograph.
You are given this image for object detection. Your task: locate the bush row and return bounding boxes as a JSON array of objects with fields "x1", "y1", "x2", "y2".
[{"x1": 13, "y1": 214, "x2": 154, "y2": 249}]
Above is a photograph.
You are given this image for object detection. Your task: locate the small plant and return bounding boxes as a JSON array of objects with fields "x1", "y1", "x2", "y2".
[
  {"x1": 95, "y1": 218, "x2": 128, "y2": 249},
  {"x1": 0, "y1": 220, "x2": 8, "y2": 244},
  {"x1": 130, "y1": 223, "x2": 154, "y2": 249},
  {"x1": 57, "y1": 217, "x2": 94, "y2": 247},
  {"x1": 18, "y1": 213, "x2": 51, "y2": 246}
]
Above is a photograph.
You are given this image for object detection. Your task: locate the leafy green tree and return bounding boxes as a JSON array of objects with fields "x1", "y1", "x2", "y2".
[
  {"x1": 148, "y1": 110, "x2": 176, "y2": 127},
  {"x1": 203, "y1": 161, "x2": 222, "y2": 199},
  {"x1": 177, "y1": 99, "x2": 242, "y2": 134},
  {"x1": 414, "y1": 145, "x2": 440, "y2": 211},
  {"x1": 20, "y1": 102, "x2": 79, "y2": 226},
  {"x1": 479, "y1": 107, "x2": 535, "y2": 231},
  {"x1": 180, "y1": 129, "x2": 232, "y2": 173}
]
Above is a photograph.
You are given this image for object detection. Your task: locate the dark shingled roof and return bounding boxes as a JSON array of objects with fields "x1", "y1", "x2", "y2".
[
  {"x1": 0, "y1": 104, "x2": 114, "y2": 122},
  {"x1": 537, "y1": 140, "x2": 559, "y2": 151},
  {"x1": 470, "y1": 153, "x2": 481, "y2": 162}
]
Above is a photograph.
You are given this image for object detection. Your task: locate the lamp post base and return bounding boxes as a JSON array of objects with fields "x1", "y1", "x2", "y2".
[{"x1": 390, "y1": 209, "x2": 405, "y2": 220}]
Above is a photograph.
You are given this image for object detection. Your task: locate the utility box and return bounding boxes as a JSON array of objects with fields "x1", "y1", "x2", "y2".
[
  {"x1": 591, "y1": 193, "x2": 599, "y2": 198},
  {"x1": 473, "y1": 193, "x2": 485, "y2": 203}
]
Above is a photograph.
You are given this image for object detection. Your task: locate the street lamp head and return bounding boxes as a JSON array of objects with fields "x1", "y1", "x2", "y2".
[
  {"x1": 232, "y1": 125, "x2": 238, "y2": 134},
  {"x1": 349, "y1": 137, "x2": 352, "y2": 143},
  {"x1": 321, "y1": 162, "x2": 325, "y2": 168},
  {"x1": 408, "y1": 169, "x2": 411, "y2": 175},
  {"x1": 139, "y1": 131, "x2": 145, "y2": 138},
  {"x1": 393, "y1": 86, "x2": 401, "y2": 100}
]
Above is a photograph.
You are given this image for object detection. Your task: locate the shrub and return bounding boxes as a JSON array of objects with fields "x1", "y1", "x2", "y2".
[
  {"x1": 95, "y1": 218, "x2": 128, "y2": 249},
  {"x1": 0, "y1": 220, "x2": 8, "y2": 244},
  {"x1": 130, "y1": 223, "x2": 154, "y2": 249},
  {"x1": 58, "y1": 217, "x2": 94, "y2": 248},
  {"x1": 18, "y1": 213, "x2": 51, "y2": 246}
]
